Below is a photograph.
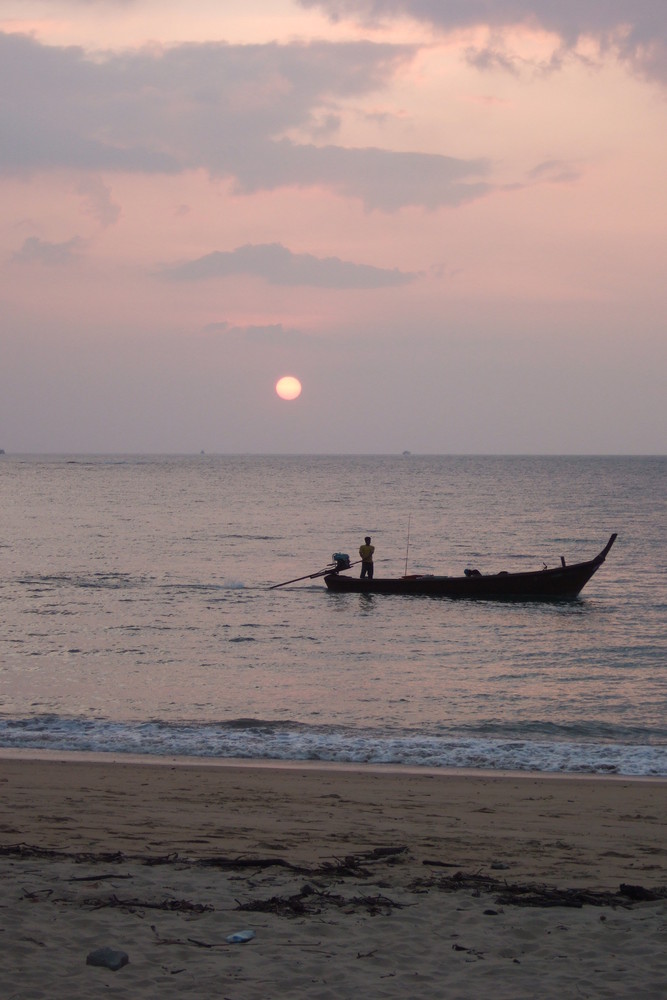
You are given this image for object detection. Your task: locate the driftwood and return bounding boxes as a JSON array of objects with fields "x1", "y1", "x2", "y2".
[
  {"x1": 195, "y1": 845, "x2": 408, "y2": 878},
  {"x1": 412, "y1": 870, "x2": 667, "y2": 909},
  {"x1": 314, "y1": 846, "x2": 408, "y2": 878},
  {"x1": 0, "y1": 842, "x2": 406, "y2": 875},
  {"x1": 619, "y1": 883, "x2": 666, "y2": 902},
  {"x1": 150, "y1": 926, "x2": 225, "y2": 950},
  {"x1": 0, "y1": 844, "x2": 126, "y2": 864},
  {"x1": 79, "y1": 893, "x2": 213, "y2": 913},
  {"x1": 69, "y1": 872, "x2": 134, "y2": 882},
  {"x1": 196, "y1": 855, "x2": 306, "y2": 873},
  {"x1": 494, "y1": 883, "x2": 667, "y2": 908},
  {"x1": 235, "y1": 883, "x2": 404, "y2": 918},
  {"x1": 3, "y1": 844, "x2": 666, "y2": 911}
]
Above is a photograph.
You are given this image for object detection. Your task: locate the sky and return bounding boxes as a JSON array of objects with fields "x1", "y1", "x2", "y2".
[{"x1": 1, "y1": 0, "x2": 666, "y2": 454}]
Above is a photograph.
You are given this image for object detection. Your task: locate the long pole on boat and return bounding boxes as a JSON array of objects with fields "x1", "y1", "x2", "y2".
[
  {"x1": 404, "y1": 514, "x2": 411, "y2": 577},
  {"x1": 270, "y1": 559, "x2": 361, "y2": 589},
  {"x1": 269, "y1": 567, "x2": 331, "y2": 589}
]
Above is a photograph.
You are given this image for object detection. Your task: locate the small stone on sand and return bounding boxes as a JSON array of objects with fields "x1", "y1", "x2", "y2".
[{"x1": 86, "y1": 947, "x2": 129, "y2": 971}]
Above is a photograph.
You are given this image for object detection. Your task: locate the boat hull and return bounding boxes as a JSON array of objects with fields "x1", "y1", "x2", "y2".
[{"x1": 324, "y1": 535, "x2": 617, "y2": 601}]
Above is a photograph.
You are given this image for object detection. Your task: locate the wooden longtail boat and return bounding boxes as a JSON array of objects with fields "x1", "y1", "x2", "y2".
[{"x1": 322, "y1": 534, "x2": 617, "y2": 601}]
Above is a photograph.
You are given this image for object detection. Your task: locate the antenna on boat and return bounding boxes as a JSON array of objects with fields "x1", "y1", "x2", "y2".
[{"x1": 404, "y1": 514, "x2": 411, "y2": 577}]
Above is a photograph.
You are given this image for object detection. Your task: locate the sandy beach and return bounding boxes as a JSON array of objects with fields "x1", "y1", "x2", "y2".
[{"x1": 1, "y1": 753, "x2": 666, "y2": 998}]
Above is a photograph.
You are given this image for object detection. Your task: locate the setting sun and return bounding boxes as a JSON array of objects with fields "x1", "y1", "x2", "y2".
[{"x1": 275, "y1": 376, "x2": 302, "y2": 400}]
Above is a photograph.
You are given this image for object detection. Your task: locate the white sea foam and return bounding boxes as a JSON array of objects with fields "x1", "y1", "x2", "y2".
[{"x1": 0, "y1": 717, "x2": 665, "y2": 776}]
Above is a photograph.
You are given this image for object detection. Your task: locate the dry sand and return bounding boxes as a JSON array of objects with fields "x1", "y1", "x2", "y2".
[{"x1": 1, "y1": 752, "x2": 666, "y2": 999}]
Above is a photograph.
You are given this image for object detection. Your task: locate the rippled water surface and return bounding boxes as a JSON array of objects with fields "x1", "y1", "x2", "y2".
[{"x1": 1, "y1": 454, "x2": 665, "y2": 774}]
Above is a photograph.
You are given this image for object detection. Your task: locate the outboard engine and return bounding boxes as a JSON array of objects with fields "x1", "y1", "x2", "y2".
[{"x1": 332, "y1": 552, "x2": 351, "y2": 571}]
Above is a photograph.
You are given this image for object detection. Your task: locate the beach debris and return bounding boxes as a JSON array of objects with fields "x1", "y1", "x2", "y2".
[
  {"x1": 21, "y1": 887, "x2": 53, "y2": 901},
  {"x1": 143, "y1": 852, "x2": 180, "y2": 866},
  {"x1": 80, "y1": 893, "x2": 213, "y2": 913},
  {"x1": 4, "y1": 843, "x2": 666, "y2": 915},
  {"x1": 346, "y1": 893, "x2": 405, "y2": 916},
  {"x1": 619, "y1": 883, "x2": 663, "y2": 901},
  {"x1": 196, "y1": 846, "x2": 408, "y2": 877},
  {"x1": 410, "y1": 871, "x2": 667, "y2": 909},
  {"x1": 0, "y1": 844, "x2": 125, "y2": 864},
  {"x1": 365, "y1": 846, "x2": 408, "y2": 860},
  {"x1": 226, "y1": 930, "x2": 256, "y2": 944},
  {"x1": 150, "y1": 925, "x2": 229, "y2": 950},
  {"x1": 235, "y1": 883, "x2": 404, "y2": 918},
  {"x1": 495, "y1": 887, "x2": 609, "y2": 908},
  {"x1": 0, "y1": 842, "x2": 409, "y2": 879},
  {"x1": 86, "y1": 947, "x2": 129, "y2": 971},
  {"x1": 70, "y1": 872, "x2": 133, "y2": 882},
  {"x1": 196, "y1": 855, "x2": 304, "y2": 873},
  {"x1": 452, "y1": 943, "x2": 485, "y2": 960},
  {"x1": 318, "y1": 846, "x2": 409, "y2": 878}
]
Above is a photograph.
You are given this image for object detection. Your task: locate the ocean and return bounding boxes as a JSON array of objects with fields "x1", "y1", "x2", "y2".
[{"x1": 1, "y1": 454, "x2": 665, "y2": 775}]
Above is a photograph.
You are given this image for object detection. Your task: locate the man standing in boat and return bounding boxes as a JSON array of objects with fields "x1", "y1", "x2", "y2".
[{"x1": 359, "y1": 536, "x2": 375, "y2": 579}]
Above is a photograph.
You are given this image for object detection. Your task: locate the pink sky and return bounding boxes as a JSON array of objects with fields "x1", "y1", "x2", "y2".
[{"x1": 1, "y1": 0, "x2": 665, "y2": 453}]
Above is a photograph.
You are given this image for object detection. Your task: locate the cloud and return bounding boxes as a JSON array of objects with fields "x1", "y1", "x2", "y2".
[
  {"x1": 0, "y1": 31, "x2": 489, "y2": 211},
  {"x1": 230, "y1": 140, "x2": 491, "y2": 211},
  {"x1": 301, "y1": 0, "x2": 667, "y2": 84},
  {"x1": 162, "y1": 242, "x2": 418, "y2": 288},
  {"x1": 528, "y1": 159, "x2": 582, "y2": 184},
  {"x1": 465, "y1": 46, "x2": 520, "y2": 75},
  {"x1": 0, "y1": 32, "x2": 408, "y2": 168},
  {"x1": 0, "y1": 33, "x2": 178, "y2": 173},
  {"x1": 12, "y1": 235, "x2": 85, "y2": 265},
  {"x1": 76, "y1": 175, "x2": 122, "y2": 227}
]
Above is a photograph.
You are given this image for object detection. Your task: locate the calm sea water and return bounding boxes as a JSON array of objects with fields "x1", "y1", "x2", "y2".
[{"x1": 0, "y1": 454, "x2": 665, "y2": 775}]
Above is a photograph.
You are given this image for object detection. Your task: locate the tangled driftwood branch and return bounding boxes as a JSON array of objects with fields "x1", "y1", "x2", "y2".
[
  {"x1": 235, "y1": 882, "x2": 406, "y2": 918},
  {"x1": 411, "y1": 870, "x2": 667, "y2": 908}
]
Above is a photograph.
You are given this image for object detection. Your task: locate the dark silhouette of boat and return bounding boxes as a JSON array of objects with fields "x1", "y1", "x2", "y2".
[{"x1": 323, "y1": 534, "x2": 617, "y2": 601}]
